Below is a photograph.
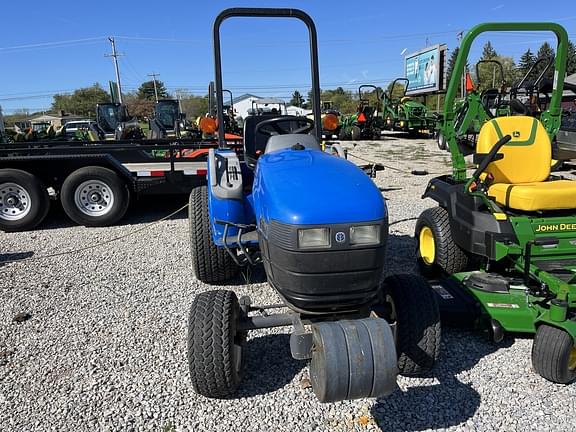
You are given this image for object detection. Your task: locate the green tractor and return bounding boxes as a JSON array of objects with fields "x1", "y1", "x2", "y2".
[
  {"x1": 415, "y1": 22, "x2": 576, "y2": 384},
  {"x1": 339, "y1": 85, "x2": 384, "y2": 140},
  {"x1": 383, "y1": 78, "x2": 433, "y2": 135}
]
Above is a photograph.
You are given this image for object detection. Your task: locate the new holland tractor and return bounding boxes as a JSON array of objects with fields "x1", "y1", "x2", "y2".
[
  {"x1": 415, "y1": 22, "x2": 576, "y2": 384},
  {"x1": 186, "y1": 8, "x2": 440, "y2": 403},
  {"x1": 383, "y1": 78, "x2": 433, "y2": 135}
]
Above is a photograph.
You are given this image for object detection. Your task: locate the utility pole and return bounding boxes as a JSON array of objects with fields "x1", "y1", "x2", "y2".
[
  {"x1": 105, "y1": 37, "x2": 124, "y2": 104},
  {"x1": 457, "y1": 31, "x2": 465, "y2": 98},
  {"x1": 148, "y1": 72, "x2": 161, "y2": 102}
]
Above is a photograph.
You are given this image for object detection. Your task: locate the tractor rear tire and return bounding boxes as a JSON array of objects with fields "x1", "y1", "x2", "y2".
[
  {"x1": 0, "y1": 169, "x2": 50, "y2": 232},
  {"x1": 189, "y1": 186, "x2": 239, "y2": 283},
  {"x1": 415, "y1": 207, "x2": 468, "y2": 277},
  {"x1": 187, "y1": 290, "x2": 245, "y2": 398},
  {"x1": 379, "y1": 274, "x2": 441, "y2": 376},
  {"x1": 532, "y1": 324, "x2": 576, "y2": 384}
]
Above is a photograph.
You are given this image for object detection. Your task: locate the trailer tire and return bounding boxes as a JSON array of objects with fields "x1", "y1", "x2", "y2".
[
  {"x1": 61, "y1": 166, "x2": 129, "y2": 227},
  {"x1": 0, "y1": 169, "x2": 49, "y2": 232},
  {"x1": 532, "y1": 324, "x2": 576, "y2": 384},
  {"x1": 415, "y1": 207, "x2": 468, "y2": 277},
  {"x1": 187, "y1": 290, "x2": 245, "y2": 398},
  {"x1": 189, "y1": 186, "x2": 239, "y2": 283},
  {"x1": 378, "y1": 274, "x2": 441, "y2": 376}
]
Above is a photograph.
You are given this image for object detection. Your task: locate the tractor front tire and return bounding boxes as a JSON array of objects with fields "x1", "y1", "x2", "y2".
[
  {"x1": 415, "y1": 207, "x2": 468, "y2": 277},
  {"x1": 532, "y1": 324, "x2": 576, "y2": 384},
  {"x1": 187, "y1": 290, "x2": 246, "y2": 398},
  {"x1": 189, "y1": 186, "x2": 239, "y2": 283},
  {"x1": 379, "y1": 274, "x2": 441, "y2": 376}
]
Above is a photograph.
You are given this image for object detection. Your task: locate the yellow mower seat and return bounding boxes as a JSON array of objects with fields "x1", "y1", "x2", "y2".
[{"x1": 477, "y1": 116, "x2": 576, "y2": 211}]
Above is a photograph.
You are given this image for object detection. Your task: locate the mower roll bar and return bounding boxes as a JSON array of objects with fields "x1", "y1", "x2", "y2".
[
  {"x1": 386, "y1": 78, "x2": 409, "y2": 100},
  {"x1": 213, "y1": 8, "x2": 322, "y2": 148},
  {"x1": 513, "y1": 56, "x2": 554, "y2": 93},
  {"x1": 475, "y1": 60, "x2": 505, "y2": 88},
  {"x1": 444, "y1": 23, "x2": 569, "y2": 181},
  {"x1": 445, "y1": 23, "x2": 568, "y2": 123},
  {"x1": 359, "y1": 85, "x2": 381, "y2": 101}
]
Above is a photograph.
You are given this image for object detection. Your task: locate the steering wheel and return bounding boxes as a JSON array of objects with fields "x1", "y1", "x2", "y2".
[{"x1": 255, "y1": 116, "x2": 315, "y2": 137}]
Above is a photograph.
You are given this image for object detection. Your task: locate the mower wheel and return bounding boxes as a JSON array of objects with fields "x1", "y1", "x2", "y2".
[
  {"x1": 187, "y1": 290, "x2": 246, "y2": 398},
  {"x1": 351, "y1": 125, "x2": 361, "y2": 141},
  {"x1": 415, "y1": 207, "x2": 468, "y2": 276},
  {"x1": 0, "y1": 169, "x2": 50, "y2": 232},
  {"x1": 379, "y1": 274, "x2": 441, "y2": 376},
  {"x1": 532, "y1": 325, "x2": 576, "y2": 384},
  {"x1": 189, "y1": 186, "x2": 239, "y2": 283}
]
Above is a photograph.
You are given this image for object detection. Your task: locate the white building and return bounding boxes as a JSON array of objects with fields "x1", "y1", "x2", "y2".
[{"x1": 231, "y1": 94, "x2": 311, "y2": 119}]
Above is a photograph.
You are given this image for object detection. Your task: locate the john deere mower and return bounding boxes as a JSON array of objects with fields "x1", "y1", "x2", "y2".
[
  {"x1": 186, "y1": 7, "x2": 440, "y2": 403},
  {"x1": 415, "y1": 22, "x2": 576, "y2": 384},
  {"x1": 383, "y1": 78, "x2": 433, "y2": 135},
  {"x1": 339, "y1": 85, "x2": 384, "y2": 140}
]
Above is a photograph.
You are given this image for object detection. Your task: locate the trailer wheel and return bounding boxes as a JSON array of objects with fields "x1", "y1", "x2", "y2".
[
  {"x1": 0, "y1": 169, "x2": 49, "y2": 232},
  {"x1": 532, "y1": 324, "x2": 576, "y2": 384},
  {"x1": 189, "y1": 186, "x2": 239, "y2": 283},
  {"x1": 377, "y1": 274, "x2": 441, "y2": 376},
  {"x1": 61, "y1": 166, "x2": 130, "y2": 227},
  {"x1": 415, "y1": 207, "x2": 468, "y2": 276},
  {"x1": 187, "y1": 290, "x2": 245, "y2": 398}
]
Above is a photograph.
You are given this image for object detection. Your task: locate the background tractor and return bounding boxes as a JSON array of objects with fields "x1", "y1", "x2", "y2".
[
  {"x1": 339, "y1": 85, "x2": 384, "y2": 140},
  {"x1": 383, "y1": 78, "x2": 433, "y2": 135},
  {"x1": 186, "y1": 7, "x2": 440, "y2": 403},
  {"x1": 415, "y1": 22, "x2": 576, "y2": 385}
]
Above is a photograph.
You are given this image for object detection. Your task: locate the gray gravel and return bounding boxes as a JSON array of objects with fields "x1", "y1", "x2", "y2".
[{"x1": 1, "y1": 133, "x2": 575, "y2": 432}]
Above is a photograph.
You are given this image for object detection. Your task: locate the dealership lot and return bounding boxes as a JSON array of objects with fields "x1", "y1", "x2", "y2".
[{"x1": 1, "y1": 135, "x2": 575, "y2": 431}]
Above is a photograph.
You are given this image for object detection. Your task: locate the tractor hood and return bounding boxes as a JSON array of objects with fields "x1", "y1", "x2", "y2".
[{"x1": 252, "y1": 149, "x2": 386, "y2": 225}]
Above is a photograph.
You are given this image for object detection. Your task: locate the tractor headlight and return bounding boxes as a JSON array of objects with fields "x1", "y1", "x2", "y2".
[
  {"x1": 298, "y1": 228, "x2": 330, "y2": 248},
  {"x1": 350, "y1": 225, "x2": 380, "y2": 246}
]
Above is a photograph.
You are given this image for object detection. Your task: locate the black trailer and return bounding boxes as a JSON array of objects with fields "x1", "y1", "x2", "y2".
[{"x1": 0, "y1": 138, "x2": 242, "y2": 231}]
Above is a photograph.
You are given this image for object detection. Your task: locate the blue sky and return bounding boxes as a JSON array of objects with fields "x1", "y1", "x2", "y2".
[{"x1": 1, "y1": 0, "x2": 574, "y2": 114}]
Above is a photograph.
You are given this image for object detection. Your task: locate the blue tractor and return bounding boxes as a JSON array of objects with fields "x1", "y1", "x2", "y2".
[{"x1": 187, "y1": 8, "x2": 441, "y2": 403}]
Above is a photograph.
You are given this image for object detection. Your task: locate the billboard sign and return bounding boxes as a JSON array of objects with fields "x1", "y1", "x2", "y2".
[{"x1": 405, "y1": 45, "x2": 442, "y2": 95}]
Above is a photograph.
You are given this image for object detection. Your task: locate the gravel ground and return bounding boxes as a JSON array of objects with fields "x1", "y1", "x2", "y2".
[{"x1": 1, "y1": 133, "x2": 575, "y2": 432}]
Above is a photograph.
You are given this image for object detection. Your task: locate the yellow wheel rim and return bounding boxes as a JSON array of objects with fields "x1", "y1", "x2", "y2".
[
  {"x1": 569, "y1": 346, "x2": 576, "y2": 371},
  {"x1": 419, "y1": 226, "x2": 436, "y2": 265}
]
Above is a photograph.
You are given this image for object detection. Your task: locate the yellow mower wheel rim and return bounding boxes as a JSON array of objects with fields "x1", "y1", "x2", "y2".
[
  {"x1": 419, "y1": 226, "x2": 436, "y2": 265},
  {"x1": 569, "y1": 346, "x2": 576, "y2": 371}
]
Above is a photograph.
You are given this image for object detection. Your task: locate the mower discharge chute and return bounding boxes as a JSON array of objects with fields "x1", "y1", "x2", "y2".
[
  {"x1": 186, "y1": 7, "x2": 440, "y2": 403},
  {"x1": 383, "y1": 78, "x2": 433, "y2": 135},
  {"x1": 415, "y1": 22, "x2": 576, "y2": 384}
]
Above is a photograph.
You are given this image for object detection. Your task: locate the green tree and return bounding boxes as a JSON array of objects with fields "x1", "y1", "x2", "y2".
[
  {"x1": 180, "y1": 94, "x2": 210, "y2": 120},
  {"x1": 535, "y1": 42, "x2": 555, "y2": 80},
  {"x1": 567, "y1": 40, "x2": 576, "y2": 75},
  {"x1": 51, "y1": 84, "x2": 110, "y2": 117},
  {"x1": 518, "y1": 48, "x2": 536, "y2": 77},
  {"x1": 481, "y1": 41, "x2": 498, "y2": 60},
  {"x1": 289, "y1": 90, "x2": 305, "y2": 107},
  {"x1": 475, "y1": 56, "x2": 516, "y2": 91},
  {"x1": 137, "y1": 80, "x2": 169, "y2": 101}
]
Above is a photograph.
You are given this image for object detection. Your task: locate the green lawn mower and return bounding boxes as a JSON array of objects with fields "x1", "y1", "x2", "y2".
[
  {"x1": 383, "y1": 78, "x2": 433, "y2": 135},
  {"x1": 415, "y1": 22, "x2": 576, "y2": 384}
]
